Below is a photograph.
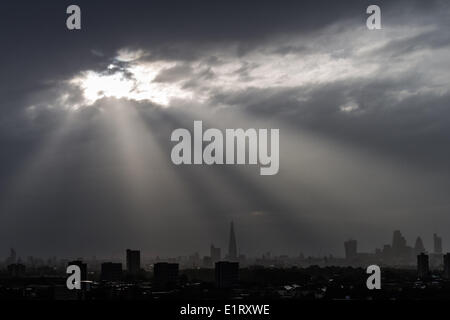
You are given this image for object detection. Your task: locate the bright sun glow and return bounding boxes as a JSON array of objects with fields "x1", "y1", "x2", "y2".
[{"x1": 70, "y1": 61, "x2": 193, "y2": 108}]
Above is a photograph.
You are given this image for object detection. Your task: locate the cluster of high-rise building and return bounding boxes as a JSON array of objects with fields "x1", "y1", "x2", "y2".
[
  {"x1": 344, "y1": 230, "x2": 450, "y2": 279},
  {"x1": 344, "y1": 230, "x2": 445, "y2": 267},
  {"x1": 59, "y1": 222, "x2": 242, "y2": 289},
  {"x1": 3, "y1": 225, "x2": 450, "y2": 280}
]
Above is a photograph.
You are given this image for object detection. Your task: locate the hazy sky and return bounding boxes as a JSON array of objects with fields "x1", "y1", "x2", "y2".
[{"x1": 1, "y1": 0, "x2": 450, "y2": 259}]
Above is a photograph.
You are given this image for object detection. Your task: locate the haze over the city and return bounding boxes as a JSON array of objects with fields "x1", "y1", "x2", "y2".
[{"x1": 1, "y1": 0, "x2": 450, "y2": 259}]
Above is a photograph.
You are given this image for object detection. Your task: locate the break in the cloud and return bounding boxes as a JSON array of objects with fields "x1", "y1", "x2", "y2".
[
  {"x1": 53, "y1": 20, "x2": 449, "y2": 112},
  {"x1": 1, "y1": 0, "x2": 450, "y2": 258}
]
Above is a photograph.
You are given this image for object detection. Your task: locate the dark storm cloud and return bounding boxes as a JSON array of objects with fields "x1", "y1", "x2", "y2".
[
  {"x1": 1, "y1": 0, "x2": 437, "y2": 93},
  {"x1": 1, "y1": 0, "x2": 450, "y2": 258}
]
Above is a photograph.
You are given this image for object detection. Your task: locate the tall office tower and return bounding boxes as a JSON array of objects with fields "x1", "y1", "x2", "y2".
[
  {"x1": 434, "y1": 233, "x2": 443, "y2": 254},
  {"x1": 444, "y1": 253, "x2": 450, "y2": 279},
  {"x1": 101, "y1": 262, "x2": 123, "y2": 281},
  {"x1": 392, "y1": 230, "x2": 407, "y2": 253},
  {"x1": 417, "y1": 253, "x2": 429, "y2": 279},
  {"x1": 10, "y1": 248, "x2": 16, "y2": 262},
  {"x1": 210, "y1": 244, "x2": 221, "y2": 263},
  {"x1": 392, "y1": 230, "x2": 410, "y2": 262},
  {"x1": 154, "y1": 262, "x2": 179, "y2": 289},
  {"x1": 215, "y1": 261, "x2": 239, "y2": 288},
  {"x1": 228, "y1": 221, "x2": 237, "y2": 261},
  {"x1": 5, "y1": 248, "x2": 17, "y2": 265},
  {"x1": 414, "y1": 237, "x2": 426, "y2": 256},
  {"x1": 126, "y1": 249, "x2": 141, "y2": 275},
  {"x1": 7, "y1": 263, "x2": 26, "y2": 277},
  {"x1": 344, "y1": 239, "x2": 357, "y2": 260}
]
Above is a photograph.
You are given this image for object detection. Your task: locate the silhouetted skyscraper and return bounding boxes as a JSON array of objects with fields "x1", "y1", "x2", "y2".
[
  {"x1": 391, "y1": 230, "x2": 412, "y2": 263},
  {"x1": 417, "y1": 253, "x2": 429, "y2": 279},
  {"x1": 101, "y1": 262, "x2": 122, "y2": 281},
  {"x1": 228, "y1": 221, "x2": 237, "y2": 261},
  {"x1": 126, "y1": 249, "x2": 141, "y2": 275},
  {"x1": 154, "y1": 262, "x2": 179, "y2": 289},
  {"x1": 434, "y1": 233, "x2": 442, "y2": 254},
  {"x1": 414, "y1": 237, "x2": 426, "y2": 256},
  {"x1": 392, "y1": 230, "x2": 407, "y2": 254},
  {"x1": 210, "y1": 244, "x2": 221, "y2": 263},
  {"x1": 344, "y1": 239, "x2": 357, "y2": 260},
  {"x1": 7, "y1": 263, "x2": 26, "y2": 277},
  {"x1": 444, "y1": 253, "x2": 450, "y2": 279},
  {"x1": 215, "y1": 261, "x2": 239, "y2": 288},
  {"x1": 5, "y1": 248, "x2": 17, "y2": 265}
]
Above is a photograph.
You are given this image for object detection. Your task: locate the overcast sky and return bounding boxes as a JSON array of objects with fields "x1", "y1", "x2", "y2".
[{"x1": 1, "y1": 0, "x2": 450, "y2": 259}]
